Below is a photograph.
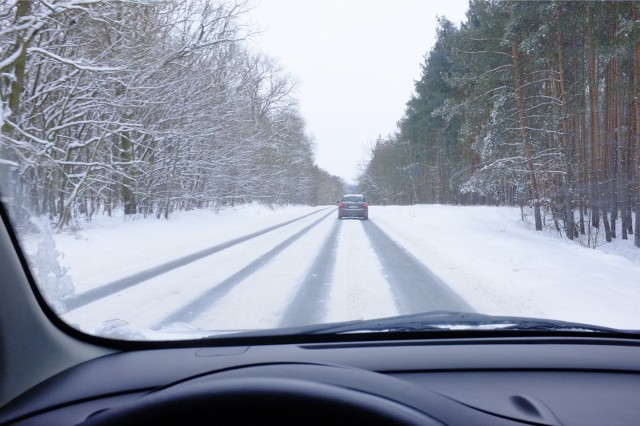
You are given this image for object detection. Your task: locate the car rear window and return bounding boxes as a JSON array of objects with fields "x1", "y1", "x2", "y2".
[{"x1": 343, "y1": 196, "x2": 364, "y2": 202}]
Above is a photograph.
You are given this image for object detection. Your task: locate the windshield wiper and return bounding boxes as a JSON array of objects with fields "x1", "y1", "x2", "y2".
[
  {"x1": 211, "y1": 311, "x2": 629, "y2": 339},
  {"x1": 300, "y1": 311, "x2": 624, "y2": 334}
]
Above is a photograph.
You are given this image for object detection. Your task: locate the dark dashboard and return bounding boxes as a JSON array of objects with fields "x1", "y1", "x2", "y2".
[{"x1": 2, "y1": 335, "x2": 639, "y2": 425}]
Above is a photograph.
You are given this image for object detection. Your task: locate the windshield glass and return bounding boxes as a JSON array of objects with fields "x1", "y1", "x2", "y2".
[{"x1": 1, "y1": 0, "x2": 639, "y2": 341}]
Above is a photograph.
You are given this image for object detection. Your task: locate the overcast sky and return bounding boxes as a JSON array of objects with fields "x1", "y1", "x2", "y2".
[{"x1": 246, "y1": 0, "x2": 470, "y2": 183}]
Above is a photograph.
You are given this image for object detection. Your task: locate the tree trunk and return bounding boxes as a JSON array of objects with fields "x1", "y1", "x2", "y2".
[
  {"x1": 511, "y1": 40, "x2": 542, "y2": 230},
  {"x1": 0, "y1": 0, "x2": 31, "y2": 199},
  {"x1": 587, "y1": 11, "x2": 612, "y2": 242},
  {"x1": 634, "y1": 4, "x2": 640, "y2": 248},
  {"x1": 556, "y1": 5, "x2": 575, "y2": 239}
]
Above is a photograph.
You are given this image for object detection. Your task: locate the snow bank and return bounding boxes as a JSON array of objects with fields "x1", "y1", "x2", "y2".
[
  {"x1": 372, "y1": 205, "x2": 640, "y2": 330},
  {"x1": 22, "y1": 204, "x2": 320, "y2": 295}
]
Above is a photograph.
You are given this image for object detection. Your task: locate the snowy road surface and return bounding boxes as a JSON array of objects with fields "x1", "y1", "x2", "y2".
[
  {"x1": 60, "y1": 207, "x2": 471, "y2": 337},
  {"x1": 26, "y1": 203, "x2": 639, "y2": 339}
]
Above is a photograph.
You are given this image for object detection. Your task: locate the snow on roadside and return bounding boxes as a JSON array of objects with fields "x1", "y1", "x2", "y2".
[
  {"x1": 20, "y1": 203, "x2": 322, "y2": 295},
  {"x1": 372, "y1": 205, "x2": 640, "y2": 330}
]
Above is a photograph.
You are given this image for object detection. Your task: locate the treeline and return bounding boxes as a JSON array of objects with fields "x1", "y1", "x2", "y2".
[
  {"x1": 0, "y1": 0, "x2": 344, "y2": 229},
  {"x1": 359, "y1": 0, "x2": 640, "y2": 247}
]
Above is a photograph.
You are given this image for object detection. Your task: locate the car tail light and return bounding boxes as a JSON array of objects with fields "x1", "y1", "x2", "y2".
[
  {"x1": 339, "y1": 202, "x2": 344, "y2": 208},
  {"x1": 362, "y1": 202, "x2": 368, "y2": 208}
]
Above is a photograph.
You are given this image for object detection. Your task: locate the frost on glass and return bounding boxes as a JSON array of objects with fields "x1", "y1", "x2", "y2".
[{"x1": 26, "y1": 217, "x2": 75, "y2": 315}]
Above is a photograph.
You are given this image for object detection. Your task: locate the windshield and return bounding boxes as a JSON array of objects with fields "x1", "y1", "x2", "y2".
[{"x1": 1, "y1": 0, "x2": 639, "y2": 341}]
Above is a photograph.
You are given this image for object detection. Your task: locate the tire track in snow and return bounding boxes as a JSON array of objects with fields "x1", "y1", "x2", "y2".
[
  {"x1": 278, "y1": 219, "x2": 341, "y2": 327},
  {"x1": 65, "y1": 208, "x2": 330, "y2": 311},
  {"x1": 362, "y1": 220, "x2": 473, "y2": 314},
  {"x1": 154, "y1": 209, "x2": 336, "y2": 329},
  {"x1": 323, "y1": 219, "x2": 398, "y2": 323}
]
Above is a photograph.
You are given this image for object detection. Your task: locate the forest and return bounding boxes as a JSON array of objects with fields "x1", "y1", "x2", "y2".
[
  {"x1": 0, "y1": 0, "x2": 345, "y2": 229},
  {"x1": 358, "y1": 0, "x2": 640, "y2": 248}
]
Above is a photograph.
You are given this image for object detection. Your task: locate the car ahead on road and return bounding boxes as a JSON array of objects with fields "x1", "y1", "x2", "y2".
[{"x1": 338, "y1": 194, "x2": 368, "y2": 220}]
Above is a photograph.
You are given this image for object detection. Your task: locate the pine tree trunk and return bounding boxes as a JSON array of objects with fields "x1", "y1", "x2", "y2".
[
  {"x1": 634, "y1": 4, "x2": 640, "y2": 248},
  {"x1": 511, "y1": 40, "x2": 542, "y2": 230},
  {"x1": 587, "y1": 11, "x2": 612, "y2": 241},
  {"x1": 621, "y1": 103, "x2": 630, "y2": 240},
  {"x1": 556, "y1": 5, "x2": 575, "y2": 239}
]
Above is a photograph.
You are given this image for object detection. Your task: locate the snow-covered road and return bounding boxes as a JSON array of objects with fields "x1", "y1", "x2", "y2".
[
  {"x1": 21, "y1": 203, "x2": 640, "y2": 339},
  {"x1": 61, "y1": 207, "x2": 470, "y2": 337}
]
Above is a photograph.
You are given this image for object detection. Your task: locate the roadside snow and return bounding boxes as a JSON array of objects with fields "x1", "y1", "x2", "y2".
[
  {"x1": 22, "y1": 203, "x2": 320, "y2": 294},
  {"x1": 372, "y1": 205, "x2": 640, "y2": 330}
]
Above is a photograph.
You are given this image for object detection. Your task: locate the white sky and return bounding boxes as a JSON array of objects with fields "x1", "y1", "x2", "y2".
[{"x1": 245, "y1": 0, "x2": 470, "y2": 183}]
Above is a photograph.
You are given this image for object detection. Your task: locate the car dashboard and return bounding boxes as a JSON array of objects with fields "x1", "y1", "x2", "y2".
[{"x1": 1, "y1": 333, "x2": 639, "y2": 425}]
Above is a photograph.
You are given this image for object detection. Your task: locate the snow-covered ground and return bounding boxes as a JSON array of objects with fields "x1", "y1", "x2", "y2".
[
  {"x1": 30, "y1": 204, "x2": 319, "y2": 293},
  {"x1": 373, "y1": 205, "x2": 640, "y2": 330},
  {"x1": 20, "y1": 203, "x2": 640, "y2": 339}
]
